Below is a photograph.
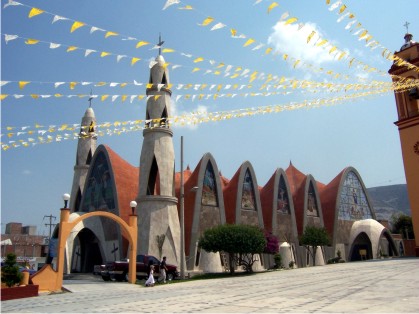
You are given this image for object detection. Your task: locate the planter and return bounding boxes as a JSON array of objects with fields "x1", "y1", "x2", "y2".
[{"x1": 1, "y1": 285, "x2": 39, "y2": 301}]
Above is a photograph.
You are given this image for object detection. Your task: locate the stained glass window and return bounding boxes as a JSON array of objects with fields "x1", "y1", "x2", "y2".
[
  {"x1": 306, "y1": 181, "x2": 319, "y2": 217},
  {"x1": 241, "y1": 169, "x2": 256, "y2": 210},
  {"x1": 277, "y1": 176, "x2": 290, "y2": 214},
  {"x1": 338, "y1": 171, "x2": 372, "y2": 221},
  {"x1": 81, "y1": 151, "x2": 115, "y2": 212},
  {"x1": 202, "y1": 161, "x2": 218, "y2": 206}
]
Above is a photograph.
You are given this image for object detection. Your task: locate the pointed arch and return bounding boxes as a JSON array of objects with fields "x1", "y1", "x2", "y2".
[
  {"x1": 147, "y1": 155, "x2": 160, "y2": 195},
  {"x1": 86, "y1": 149, "x2": 92, "y2": 165},
  {"x1": 74, "y1": 187, "x2": 82, "y2": 212},
  {"x1": 242, "y1": 168, "x2": 257, "y2": 210},
  {"x1": 307, "y1": 181, "x2": 320, "y2": 217},
  {"x1": 161, "y1": 72, "x2": 167, "y2": 85}
]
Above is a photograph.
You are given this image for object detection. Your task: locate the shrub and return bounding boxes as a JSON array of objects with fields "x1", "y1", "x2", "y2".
[{"x1": 1, "y1": 253, "x2": 23, "y2": 287}]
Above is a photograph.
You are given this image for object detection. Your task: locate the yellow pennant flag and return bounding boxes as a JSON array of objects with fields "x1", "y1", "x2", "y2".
[
  {"x1": 162, "y1": 48, "x2": 175, "y2": 53},
  {"x1": 30, "y1": 94, "x2": 39, "y2": 99},
  {"x1": 54, "y1": 93, "x2": 63, "y2": 97},
  {"x1": 28, "y1": 7, "x2": 44, "y2": 18},
  {"x1": 307, "y1": 31, "x2": 316, "y2": 43},
  {"x1": 293, "y1": 60, "x2": 300, "y2": 68},
  {"x1": 200, "y1": 17, "x2": 214, "y2": 26},
  {"x1": 136, "y1": 41, "x2": 149, "y2": 48},
  {"x1": 317, "y1": 39, "x2": 328, "y2": 46},
  {"x1": 243, "y1": 38, "x2": 255, "y2": 47},
  {"x1": 265, "y1": 47, "x2": 273, "y2": 54},
  {"x1": 326, "y1": 0, "x2": 330, "y2": 4},
  {"x1": 267, "y1": 2, "x2": 279, "y2": 14},
  {"x1": 283, "y1": 54, "x2": 288, "y2": 60},
  {"x1": 179, "y1": 5, "x2": 193, "y2": 10},
  {"x1": 131, "y1": 57, "x2": 141, "y2": 65},
  {"x1": 120, "y1": 83, "x2": 127, "y2": 88},
  {"x1": 70, "y1": 82, "x2": 77, "y2": 90},
  {"x1": 146, "y1": 83, "x2": 153, "y2": 89},
  {"x1": 329, "y1": 46, "x2": 337, "y2": 54},
  {"x1": 25, "y1": 39, "x2": 39, "y2": 45},
  {"x1": 216, "y1": 63, "x2": 225, "y2": 68},
  {"x1": 71, "y1": 21, "x2": 85, "y2": 33},
  {"x1": 284, "y1": 17, "x2": 297, "y2": 25},
  {"x1": 96, "y1": 82, "x2": 106, "y2": 86},
  {"x1": 230, "y1": 29, "x2": 237, "y2": 37},
  {"x1": 101, "y1": 95, "x2": 109, "y2": 101},
  {"x1": 230, "y1": 73, "x2": 239, "y2": 79},
  {"x1": 193, "y1": 57, "x2": 204, "y2": 63},
  {"x1": 101, "y1": 51, "x2": 111, "y2": 57},
  {"x1": 338, "y1": 5, "x2": 347, "y2": 14},
  {"x1": 192, "y1": 68, "x2": 200, "y2": 72},
  {"x1": 19, "y1": 81, "x2": 30, "y2": 89},
  {"x1": 121, "y1": 95, "x2": 127, "y2": 102},
  {"x1": 67, "y1": 46, "x2": 78, "y2": 52},
  {"x1": 0, "y1": 94, "x2": 8, "y2": 100},
  {"x1": 338, "y1": 51, "x2": 346, "y2": 60},
  {"x1": 105, "y1": 31, "x2": 118, "y2": 38}
]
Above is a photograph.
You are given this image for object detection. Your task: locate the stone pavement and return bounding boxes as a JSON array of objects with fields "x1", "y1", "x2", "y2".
[{"x1": 1, "y1": 258, "x2": 418, "y2": 313}]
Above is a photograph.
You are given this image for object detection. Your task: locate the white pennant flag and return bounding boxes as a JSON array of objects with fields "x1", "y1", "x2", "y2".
[
  {"x1": 172, "y1": 64, "x2": 181, "y2": 70},
  {"x1": 0, "y1": 81, "x2": 10, "y2": 86},
  {"x1": 54, "y1": 82, "x2": 65, "y2": 88},
  {"x1": 192, "y1": 95, "x2": 196, "y2": 101},
  {"x1": 52, "y1": 15, "x2": 68, "y2": 23},
  {"x1": 176, "y1": 84, "x2": 184, "y2": 90},
  {"x1": 329, "y1": 1, "x2": 342, "y2": 11},
  {"x1": 13, "y1": 94, "x2": 24, "y2": 99},
  {"x1": 280, "y1": 12, "x2": 289, "y2": 21},
  {"x1": 252, "y1": 43, "x2": 264, "y2": 50},
  {"x1": 209, "y1": 84, "x2": 216, "y2": 91},
  {"x1": 85, "y1": 49, "x2": 96, "y2": 57},
  {"x1": 225, "y1": 65, "x2": 233, "y2": 72},
  {"x1": 130, "y1": 95, "x2": 136, "y2": 103},
  {"x1": 133, "y1": 80, "x2": 142, "y2": 86},
  {"x1": 40, "y1": 95, "x2": 51, "y2": 98},
  {"x1": 345, "y1": 20, "x2": 357, "y2": 30},
  {"x1": 90, "y1": 27, "x2": 105, "y2": 34},
  {"x1": 4, "y1": 34, "x2": 18, "y2": 44},
  {"x1": 176, "y1": 95, "x2": 182, "y2": 102},
  {"x1": 162, "y1": 0, "x2": 180, "y2": 10},
  {"x1": 204, "y1": 70, "x2": 212, "y2": 75},
  {"x1": 210, "y1": 22, "x2": 226, "y2": 31},
  {"x1": 337, "y1": 12, "x2": 349, "y2": 23},
  {"x1": 110, "y1": 82, "x2": 119, "y2": 87},
  {"x1": 81, "y1": 82, "x2": 92, "y2": 85},
  {"x1": 116, "y1": 55, "x2": 126, "y2": 62},
  {"x1": 111, "y1": 95, "x2": 119, "y2": 102},
  {"x1": 209, "y1": 60, "x2": 216, "y2": 65},
  {"x1": 3, "y1": 1, "x2": 22, "y2": 9},
  {"x1": 157, "y1": 84, "x2": 165, "y2": 91},
  {"x1": 49, "y1": 43, "x2": 61, "y2": 49},
  {"x1": 181, "y1": 53, "x2": 192, "y2": 58}
]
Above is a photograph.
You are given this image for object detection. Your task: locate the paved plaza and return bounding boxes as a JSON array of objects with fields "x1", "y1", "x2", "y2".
[{"x1": 1, "y1": 258, "x2": 419, "y2": 313}]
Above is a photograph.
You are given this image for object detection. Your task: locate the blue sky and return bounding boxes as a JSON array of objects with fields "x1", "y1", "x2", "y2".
[{"x1": 1, "y1": 0, "x2": 417, "y2": 235}]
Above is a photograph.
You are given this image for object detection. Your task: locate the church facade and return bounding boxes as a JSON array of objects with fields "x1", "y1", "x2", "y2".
[{"x1": 62, "y1": 50, "x2": 401, "y2": 274}]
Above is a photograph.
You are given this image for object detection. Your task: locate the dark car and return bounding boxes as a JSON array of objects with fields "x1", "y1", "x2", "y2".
[{"x1": 101, "y1": 254, "x2": 179, "y2": 282}]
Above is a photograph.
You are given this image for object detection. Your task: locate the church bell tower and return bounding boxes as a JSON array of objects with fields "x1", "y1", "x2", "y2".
[
  {"x1": 136, "y1": 45, "x2": 181, "y2": 264},
  {"x1": 388, "y1": 28, "x2": 419, "y2": 256},
  {"x1": 69, "y1": 98, "x2": 97, "y2": 212}
]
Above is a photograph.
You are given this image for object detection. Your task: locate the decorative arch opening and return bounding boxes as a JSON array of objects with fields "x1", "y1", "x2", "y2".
[
  {"x1": 74, "y1": 187, "x2": 82, "y2": 212},
  {"x1": 86, "y1": 149, "x2": 92, "y2": 165},
  {"x1": 241, "y1": 169, "x2": 256, "y2": 210},
  {"x1": 160, "y1": 107, "x2": 168, "y2": 127},
  {"x1": 71, "y1": 228, "x2": 103, "y2": 273},
  {"x1": 161, "y1": 72, "x2": 167, "y2": 85},
  {"x1": 349, "y1": 232, "x2": 372, "y2": 261},
  {"x1": 202, "y1": 161, "x2": 219, "y2": 206},
  {"x1": 147, "y1": 156, "x2": 160, "y2": 195}
]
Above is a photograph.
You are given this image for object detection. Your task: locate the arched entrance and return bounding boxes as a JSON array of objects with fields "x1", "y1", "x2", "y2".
[
  {"x1": 71, "y1": 228, "x2": 103, "y2": 273},
  {"x1": 349, "y1": 232, "x2": 372, "y2": 261},
  {"x1": 382, "y1": 230, "x2": 399, "y2": 257}
]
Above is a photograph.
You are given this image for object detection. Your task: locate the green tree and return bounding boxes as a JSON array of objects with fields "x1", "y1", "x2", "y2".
[
  {"x1": 1, "y1": 253, "x2": 23, "y2": 287},
  {"x1": 391, "y1": 214, "x2": 414, "y2": 239},
  {"x1": 300, "y1": 225, "x2": 330, "y2": 266},
  {"x1": 198, "y1": 224, "x2": 267, "y2": 273}
]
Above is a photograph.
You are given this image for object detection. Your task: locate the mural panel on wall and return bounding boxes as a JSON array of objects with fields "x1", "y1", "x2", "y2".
[
  {"x1": 202, "y1": 162, "x2": 218, "y2": 206},
  {"x1": 241, "y1": 169, "x2": 256, "y2": 210},
  {"x1": 307, "y1": 181, "x2": 319, "y2": 217},
  {"x1": 277, "y1": 175, "x2": 290, "y2": 214},
  {"x1": 338, "y1": 171, "x2": 373, "y2": 221}
]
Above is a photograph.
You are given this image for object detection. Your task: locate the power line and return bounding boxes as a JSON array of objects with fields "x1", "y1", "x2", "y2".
[{"x1": 43, "y1": 215, "x2": 56, "y2": 239}]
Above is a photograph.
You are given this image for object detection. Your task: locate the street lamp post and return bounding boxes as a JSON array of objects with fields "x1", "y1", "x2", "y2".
[{"x1": 180, "y1": 136, "x2": 185, "y2": 280}]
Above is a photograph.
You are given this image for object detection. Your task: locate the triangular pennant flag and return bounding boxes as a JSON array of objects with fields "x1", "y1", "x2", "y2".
[
  {"x1": 25, "y1": 39, "x2": 39, "y2": 45},
  {"x1": 85, "y1": 49, "x2": 96, "y2": 56},
  {"x1": 49, "y1": 42, "x2": 61, "y2": 49},
  {"x1": 70, "y1": 82, "x2": 77, "y2": 90},
  {"x1": 100, "y1": 51, "x2": 111, "y2": 57},
  {"x1": 4, "y1": 34, "x2": 18, "y2": 44},
  {"x1": 28, "y1": 7, "x2": 44, "y2": 18},
  {"x1": 284, "y1": 17, "x2": 297, "y2": 25},
  {"x1": 131, "y1": 57, "x2": 141, "y2": 66},
  {"x1": 243, "y1": 38, "x2": 255, "y2": 47},
  {"x1": 67, "y1": 46, "x2": 78, "y2": 52},
  {"x1": 193, "y1": 57, "x2": 204, "y2": 63},
  {"x1": 18, "y1": 81, "x2": 30, "y2": 89},
  {"x1": 267, "y1": 2, "x2": 279, "y2": 14},
  {"x1": 199, "y1": 17, "x2": 214, "y2": 26},
  {"x1": 70, "y1": 21, "x2": 85, "y2": 33},
  {"x1": 136, "y1": 41, "x2": 149, "y2": 48},
  {"x1": 162, "y1": 0, "x2": 180, "y2": 10},
  {"x1": 52, "y1": 15, "x2": 68, "y2": 23},
  {"x1": 116, "y1": 55, "x2": 127, "y2": 62},
  {"x1": 105, "y1": 31, "x2": 118, "y2": 38},
  {"x1": 211, "y1": 23, "x2": 226, "y2": 31},
  {"x1": 90, "y1": 26, "x2": 105, "y2": 33}
]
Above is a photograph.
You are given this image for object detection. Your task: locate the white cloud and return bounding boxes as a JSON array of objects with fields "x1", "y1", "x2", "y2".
[
  {"x1": 170, "y1": 98, "x2": 209, "y2": 130},
  {"x1": 267, "y1": 21, "x2": 337, "y2": 65}
]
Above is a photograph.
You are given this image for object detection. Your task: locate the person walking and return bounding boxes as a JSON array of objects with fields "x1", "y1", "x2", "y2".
[
  {"x1": 145, "y1": 265, "x2": 155, "y2": 287},
  {"x1": 158, "y1": 256, "x2": 168, "y2": 283}
]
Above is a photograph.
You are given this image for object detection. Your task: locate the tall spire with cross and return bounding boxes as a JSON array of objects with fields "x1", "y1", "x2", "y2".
[
  {"x1": 404, "y1": 21, "x2": 410, "y2": 34},
  {"x1": 158, "y1": 33, "x2": 165, "y2": 56},
  {"x1": 88, "y1": 89, "x2": 93, "y2": 108}
]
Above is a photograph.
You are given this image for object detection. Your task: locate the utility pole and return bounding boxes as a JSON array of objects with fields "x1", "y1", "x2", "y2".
[{"x1": 43, "y1": 215, "x2": 57, "y2": 239}]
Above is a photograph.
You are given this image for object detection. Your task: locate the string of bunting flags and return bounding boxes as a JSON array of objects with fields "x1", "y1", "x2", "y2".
[
  {"x1": 324, "y1": 0, "x2": 419, "y2": 74},
  {"x1": 1, "y1": 87, "x2": 395, "y2": 151}
]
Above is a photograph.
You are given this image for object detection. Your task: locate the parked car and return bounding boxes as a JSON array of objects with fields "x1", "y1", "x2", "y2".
[{"x1": 100, "y1": 255, "x2": 179, "y2": 282}]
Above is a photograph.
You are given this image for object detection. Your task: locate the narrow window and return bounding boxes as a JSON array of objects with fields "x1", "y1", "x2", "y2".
[
  {"x1": 202, "y1": 161, "x2": 218, "y2": 206},
  {"x1": 241, "y1": 169, "x2": 256, "y2": 210},
  {"x1": 147, "y1": 156, "x2": 159, "y2": 195}
]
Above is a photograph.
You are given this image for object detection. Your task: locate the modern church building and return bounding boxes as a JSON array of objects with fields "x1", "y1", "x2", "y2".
[{"x1": 59, "y1": 39, "x2": 407, "y2": 275}]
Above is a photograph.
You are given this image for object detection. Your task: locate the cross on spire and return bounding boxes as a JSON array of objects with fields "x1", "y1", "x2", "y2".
[
  {"x1": 88, "y1": 89, "x2": 93, "y2": 108},
  {"x1": 158, "y1": 33, "x2": 165, "y2": 55},
  {"x1": 404, "y1": 21, "x2": 410, "y2": 34}
]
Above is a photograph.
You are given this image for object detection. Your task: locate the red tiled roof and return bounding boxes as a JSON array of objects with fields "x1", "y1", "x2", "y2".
[{"x1": 285, "y1": 162, "x2": 307, "y2": 235}]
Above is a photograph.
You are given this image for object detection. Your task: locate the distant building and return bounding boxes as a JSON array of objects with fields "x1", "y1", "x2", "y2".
[{"x1": 1, "y1": 222, "x2": 49, "y2": 270}]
